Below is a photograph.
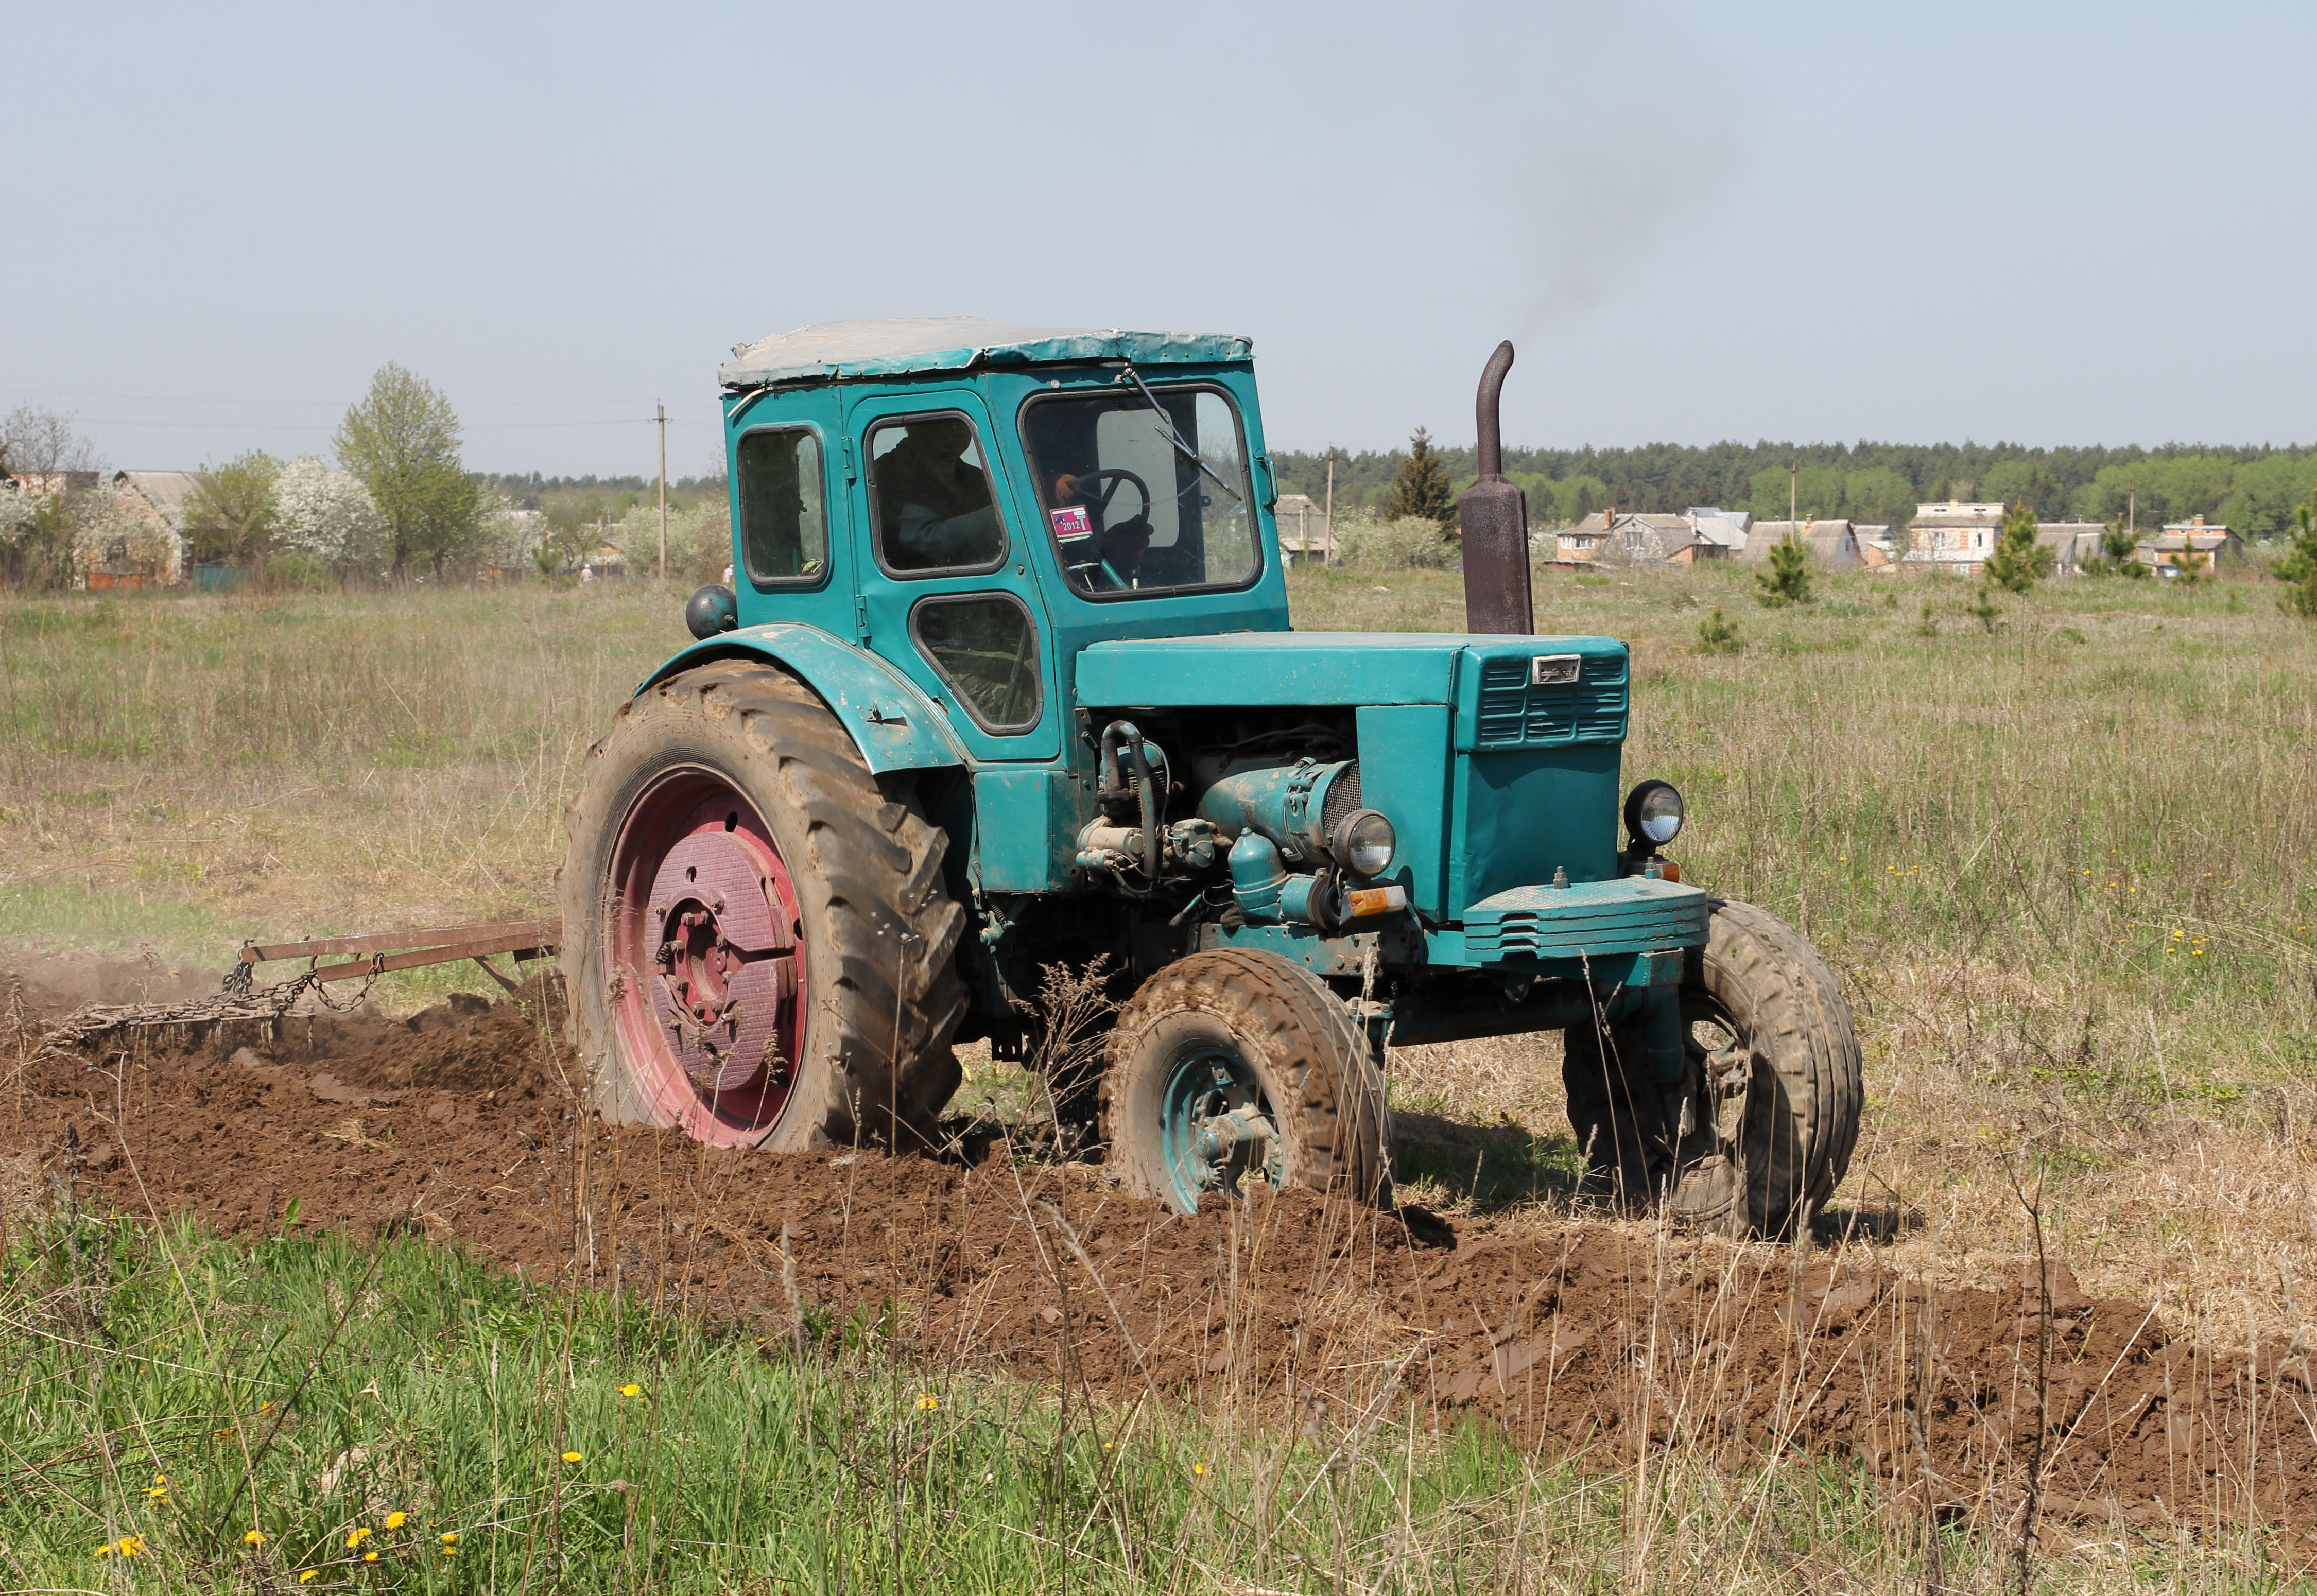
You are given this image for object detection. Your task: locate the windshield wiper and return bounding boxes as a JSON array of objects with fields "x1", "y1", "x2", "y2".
[{"x1": 1119, "y1": 366, "x2": 1244, "y2": 505}]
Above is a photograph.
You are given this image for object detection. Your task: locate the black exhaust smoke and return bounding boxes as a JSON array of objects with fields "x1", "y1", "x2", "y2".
[{"x1": 1459, "y1": 341, "x2": 1533, "y2": 635}]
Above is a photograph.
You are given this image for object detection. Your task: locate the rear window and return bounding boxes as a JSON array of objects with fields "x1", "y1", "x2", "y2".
[{"x1": 735, "y1": 429, "x2": 827, "y2": 586}]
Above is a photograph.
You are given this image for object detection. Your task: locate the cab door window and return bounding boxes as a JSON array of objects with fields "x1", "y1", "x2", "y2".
[{"x1": 867, "y1": 413, "x2": 1007, "y2": 575}]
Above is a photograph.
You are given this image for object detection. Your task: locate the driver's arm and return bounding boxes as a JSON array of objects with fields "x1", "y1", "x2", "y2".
[{"x1": 896, "y1": 500, "x2": 998, "y2": 563}]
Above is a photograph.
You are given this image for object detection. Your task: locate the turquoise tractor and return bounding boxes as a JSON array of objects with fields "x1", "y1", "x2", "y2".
[{"x1": 560, "y1": 318, "x2": 1862, "y2": 1235}]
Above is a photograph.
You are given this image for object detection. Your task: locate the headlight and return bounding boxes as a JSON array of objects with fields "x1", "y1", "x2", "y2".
[
  {"x1": 1624, "y1": 780, "x2": 1684, "y2": 847},
  {"x1": 1331, "y1": 809, "x2": 1397, "y2": 878}
]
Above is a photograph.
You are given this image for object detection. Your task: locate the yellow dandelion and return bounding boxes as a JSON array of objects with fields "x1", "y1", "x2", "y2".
[
  {"x1": 562, "y1": 1450, "x2": 583, "y2": 1464},
  {"x1": 146, "y1": 1485, "x2": 169, "y2": 1500},
  {"x1": 1192, "y1": 1462, "x2": 1205, "y2": 1476},
  {"x1": 440, "y1": 1532, "x2": 460, "y2": 1546},
  {"x1": 2193, "y1": 950, "x2": 2204, "y2": 956},
  {"x1": 244, "y1": 1529, "x2": 266, "y2": 1546},
  {"x1": 619, "y1": 1383, "x2": 643, "y2": 1399},
  {"x1": 386, "y1": 1511, "x2": 407, "y2": 1530},
  {"x1": 915, "y1": 1393, "x2": 938, "y2": 1411},
  {"x1": 118, "y1": 1535, "x2": 145, "y2": 1557},
  {"x1": 347, "y1": 1526, "x2": 372, "y2": 1549},
  {"x1": 364, "y1": 1550, "x2": 379, "y2": 1563},
  {"x1": 442, "y1": 1547, "x2": 458, "y2": 1558},
  {"x1": 153, "y1": 1473, "x2": 168, "y2": 1486},
  {"x1": 300, "y1": 1572, "x2": 318, "y2": 1584}
]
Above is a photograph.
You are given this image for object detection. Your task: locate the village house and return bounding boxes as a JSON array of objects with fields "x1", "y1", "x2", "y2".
[
  {"x1": 1742, "y1": 519, "x2": 1863, "y2": 570},
  {"x1": 2035, "y1": 523, "x2": 2106, "y2": 575},
  {"x1": 1547, "y1": 508, "x2": 1744, "y2": 568},
  {"x1": 1901, "y1": 501, "x2": 2005, "y2": 576},
  {"x1": 2137, "y1": 516, "x2": 2244, "y2": 578},
  {"x1": 102, "y1": 470, "x2": 195, "y2": 587}
]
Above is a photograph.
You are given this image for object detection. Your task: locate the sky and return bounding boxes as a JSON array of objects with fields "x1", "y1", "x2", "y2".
[{"x1": 5, "y1": 0, "x2": 2313, "y2": 478}]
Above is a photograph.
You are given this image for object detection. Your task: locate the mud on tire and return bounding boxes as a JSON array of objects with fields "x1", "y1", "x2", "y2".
[
  {"x1": 1099, "y1": 948, "x2": 1386, "y2": 1214},
  {"x1": 1564, "y1": 898, "x2": 1861, "y2": 1238},
  {"x1": 559, "y1": 661, "x2": 967, "y2": 1151}
]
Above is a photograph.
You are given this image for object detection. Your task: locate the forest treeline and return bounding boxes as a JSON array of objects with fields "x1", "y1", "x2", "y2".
[{"x1": 1271, "y1": 441, "x2": 2317, "y2": 539}]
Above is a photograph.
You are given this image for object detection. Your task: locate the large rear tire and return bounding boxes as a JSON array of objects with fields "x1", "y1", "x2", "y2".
[
  {"x1": 1099, "y1": 949, "x2": 1386, "y2": 1215},
  {"x1": 1563, "y1": 898, "x2": 1861, "y2": 1238},
  {"x1": 559, "y1": 661, "x2": 967, "y2": 1151}
]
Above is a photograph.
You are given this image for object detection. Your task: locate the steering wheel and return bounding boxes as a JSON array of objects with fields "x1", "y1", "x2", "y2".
[
  {"x1": 1067, "y1": 467, "x2": 1150, "y2": 527},
  {"x1": 1059, "y1": 468, "x2": 1152, "y2": 588}
]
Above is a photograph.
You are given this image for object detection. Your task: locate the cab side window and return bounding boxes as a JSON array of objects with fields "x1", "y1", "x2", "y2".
[
  {"x1": 737, "y1": 429, "x2": 827, "y2": 585},
  {"x1": 867, "y1": 413, "x2": 1007, "y2": 575}
]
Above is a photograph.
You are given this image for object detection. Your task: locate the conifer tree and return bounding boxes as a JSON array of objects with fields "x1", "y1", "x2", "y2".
[
  {"x1": 2275, "y1": 498, "x2": 2317, "y2": 618},
  {"x1": 1754, "y1": 532, "x2": 1812, "y2": 606},
  {"x1": 1983, "y1": 499, "x2": 2049, "y2": 594},
  {"x1": 1382, "y1": 427, "x2": 1458, "y2": 529}
]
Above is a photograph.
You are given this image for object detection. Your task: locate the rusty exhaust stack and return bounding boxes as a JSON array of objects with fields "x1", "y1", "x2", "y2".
[{"x1": 1459, "y1": 340, "x2": 1533, "y2": 634}]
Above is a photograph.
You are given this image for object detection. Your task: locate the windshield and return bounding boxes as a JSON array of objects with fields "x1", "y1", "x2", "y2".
[{"x1": 1019, "y1": 384, "x2": 1259, "y2": 597}]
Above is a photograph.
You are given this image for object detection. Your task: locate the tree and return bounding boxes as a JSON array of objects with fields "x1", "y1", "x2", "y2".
[
  {"x1": 182, "y1": 450, "x2": 281, "y2": 567},
  {"x1": 1843, "y1": 466, "x2": 1918, "y2": 531},
  {"x1": 1382, "y1": 427, "x2": 1457, "y2": 529},
  {"x1": 0, "y1": 406, "x2": 104, "y2": 589},
  {"x1": 333, "y1": 364, "x2": 481, "y2": 576},
  {"x1": 273, "y1": 457, "x2": 386, "y2": 571},
  {"x1": 1755, "y1": 533, "x2": 1812, "y2": 606},
  {"x1": 2275, "y1": 499, "x2": 2317, "y2": 618},
  {"x1": 1982, "y1": 500, "x2": 2050, "y2": 594}
]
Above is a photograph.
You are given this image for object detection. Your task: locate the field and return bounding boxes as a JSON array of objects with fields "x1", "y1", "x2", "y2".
[{"x1": 5, "y1": 555, "x2": 2317, "y2": 1591}]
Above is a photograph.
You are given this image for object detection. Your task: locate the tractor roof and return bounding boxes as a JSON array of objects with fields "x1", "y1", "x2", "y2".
[{"x1": 719, "y1": 317, "x2": 1251, "y2": 390}]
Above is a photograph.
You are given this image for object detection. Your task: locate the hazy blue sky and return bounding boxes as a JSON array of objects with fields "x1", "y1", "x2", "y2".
[{"x1": 6, "y1": 1, "x2": 2311, "y2": 477}]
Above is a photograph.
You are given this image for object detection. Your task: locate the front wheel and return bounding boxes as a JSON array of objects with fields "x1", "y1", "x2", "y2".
[
  {"x1": 1099, "y1": 950, "x2": 1386, "y2": 1215},
  {"x1": 1563, "y1": 899, "x2": 1861, "y2": 1238}
]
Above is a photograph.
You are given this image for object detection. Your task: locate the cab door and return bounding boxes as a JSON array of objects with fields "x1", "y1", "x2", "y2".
[{"x1": 842, "y1": 387, "x2": 1060, "y2": 762}]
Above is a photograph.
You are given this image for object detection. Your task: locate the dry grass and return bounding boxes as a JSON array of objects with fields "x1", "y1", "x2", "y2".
[{"x1": 6, "y1": 564, "x2": 2316, "y2": 1348}]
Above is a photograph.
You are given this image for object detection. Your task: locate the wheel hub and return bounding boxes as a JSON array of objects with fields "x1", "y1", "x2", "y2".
[
  {"x1": 1161, "y1": 1051, "x2": 1282, "y2": 1210},
  {"x1": 644, "y1": 826, "x2": 796, "y2": 1094}
]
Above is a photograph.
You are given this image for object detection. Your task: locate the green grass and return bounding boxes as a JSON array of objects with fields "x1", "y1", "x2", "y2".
[{"x1": 2, "y1": 1212, "x2": 2290, "y2": 1593}]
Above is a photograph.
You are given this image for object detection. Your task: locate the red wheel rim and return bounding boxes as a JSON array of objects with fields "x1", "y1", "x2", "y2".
[{"x1": 604, "y1": 767, "x2": 807, "y2": 1146}]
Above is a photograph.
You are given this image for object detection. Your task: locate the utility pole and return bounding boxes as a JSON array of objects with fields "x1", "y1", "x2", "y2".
[
  {"x1": 1788, "y1": 459, "x2": 1799, "y2": 528},
  {"x1": 1322, "y1": 446, "x2": 1338, "y2": 565},
  {"x1": 656, "y1": 401, "x2": 669, "y2": 582}
]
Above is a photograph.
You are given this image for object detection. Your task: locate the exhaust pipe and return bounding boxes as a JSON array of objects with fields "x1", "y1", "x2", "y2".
[{"x1": 1459, "y1": 341, "x2": 1534, "y2": 634}]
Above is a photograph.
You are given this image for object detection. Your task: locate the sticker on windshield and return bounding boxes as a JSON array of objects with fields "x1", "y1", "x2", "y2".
[{"x1": 1050, "y1": 506, "x2": 1093, "y2": 542}]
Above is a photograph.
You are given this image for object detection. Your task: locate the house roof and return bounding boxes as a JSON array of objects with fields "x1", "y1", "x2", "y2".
[
  {"x1": 1911, "y1": 502, "x2": 2005, "y2": 527},
  {"x1": 115, "y1": 470, "x2": 199, "y2": 515},
  {"x1": 1685, "y1": 507, "x2": 1752, "y2": 531},
  {"x1": 1740, "y1": 519, "x2": 1860, "y2": 565},
  {"x1": 719, "y1": 317, "x2": 1252, "y2": 390},
  {"x1": 2141, "y1": 531, "x2": 2238, "y2": 551}
]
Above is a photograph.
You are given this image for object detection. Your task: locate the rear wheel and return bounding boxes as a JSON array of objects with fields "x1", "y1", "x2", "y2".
[
  {"x1": 1563, "y1": 899, "x2": 1861, "y2": 1238},
  {"x1": 559, "y1": 662, "x2": 966, "y2": 1150},
  {"x1": 1099, "y1": 949, "x2": 1386, "y2": 1214}
]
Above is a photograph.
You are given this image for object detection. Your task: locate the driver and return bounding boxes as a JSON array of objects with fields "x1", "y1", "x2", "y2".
[{"x1": 878, "y1": 419, "x2": 999, "y2": 566}]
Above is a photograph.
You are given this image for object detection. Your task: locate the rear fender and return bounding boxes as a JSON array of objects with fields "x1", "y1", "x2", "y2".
[{"x1": 638, "y1": 622, "x2": 970, "y2": 775}]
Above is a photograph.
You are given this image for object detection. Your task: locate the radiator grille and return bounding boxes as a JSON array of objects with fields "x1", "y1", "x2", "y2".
[
  {"x1": 1319, "y1": 762, "x2": 1362, "y2": 835},
  {"x1": 1474, "y1": 654, "x2": 1628, "y2": 747}
]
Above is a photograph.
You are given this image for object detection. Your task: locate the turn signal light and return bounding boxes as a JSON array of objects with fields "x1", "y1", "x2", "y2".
[{"x1": 1345, "y1": 883, "x2": 1409, "y2": 919}]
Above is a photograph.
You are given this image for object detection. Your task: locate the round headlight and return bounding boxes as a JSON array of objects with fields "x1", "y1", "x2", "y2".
[
  {"x1": 1624, "y1": 780, "x2": 1684, "y2": 847},
  {"x1": 1331, "y1": 809, "x2": 1397, "y2": 878}
]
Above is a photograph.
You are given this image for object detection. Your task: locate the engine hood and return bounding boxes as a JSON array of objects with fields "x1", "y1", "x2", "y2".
[{"x1": 1073, "y1": 631, "x2": 1629, "y2": 751}]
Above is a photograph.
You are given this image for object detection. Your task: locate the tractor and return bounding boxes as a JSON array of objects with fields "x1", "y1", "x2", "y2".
[{"x1": 558, "y1": 318, "x2": 1862, "y2": 1235}]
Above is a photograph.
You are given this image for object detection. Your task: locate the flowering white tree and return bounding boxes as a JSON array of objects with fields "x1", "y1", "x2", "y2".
[{"x1": 273, "y1": 457, "x2": 385, "y2": 570}]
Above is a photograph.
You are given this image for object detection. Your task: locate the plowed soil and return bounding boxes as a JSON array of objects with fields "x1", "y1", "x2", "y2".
[{"x1": 8, "y1": 971, "x2": 2316, "y2": 1547}]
